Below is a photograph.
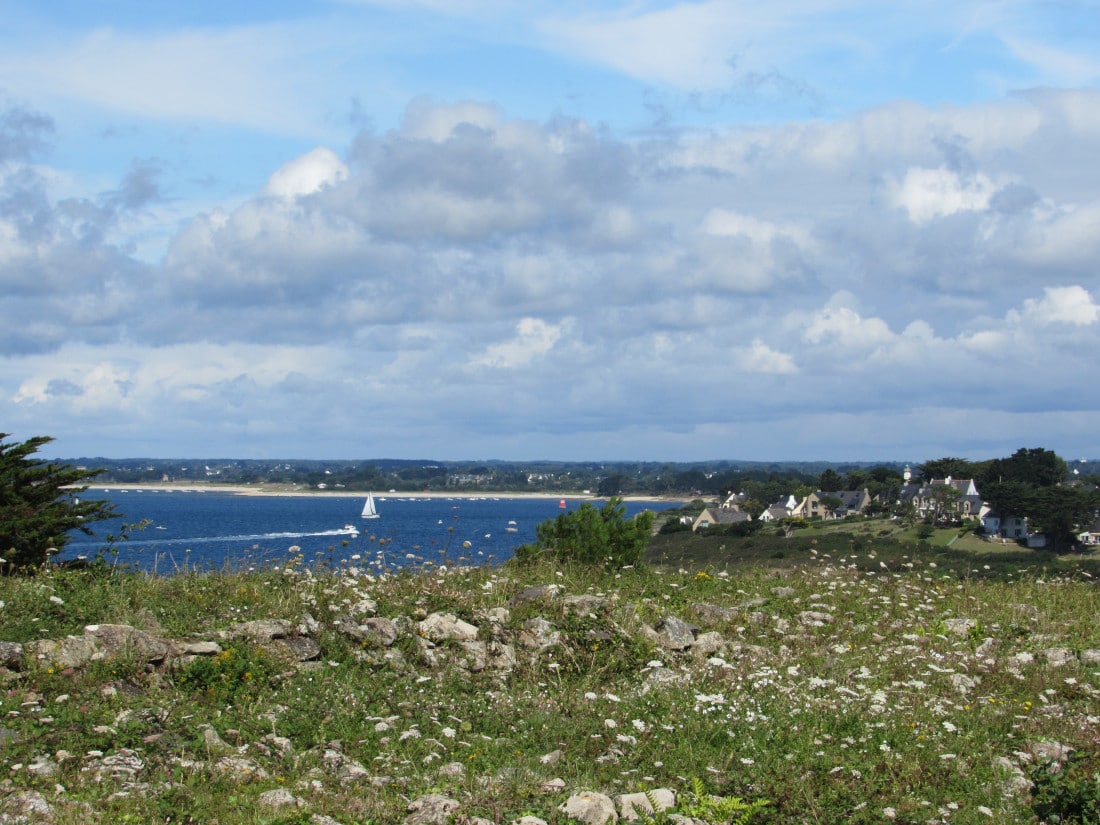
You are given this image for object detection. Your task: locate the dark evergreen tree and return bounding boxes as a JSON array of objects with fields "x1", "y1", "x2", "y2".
[{"x1": 0, "y1": 434, "x2": 117, "y2": 571}]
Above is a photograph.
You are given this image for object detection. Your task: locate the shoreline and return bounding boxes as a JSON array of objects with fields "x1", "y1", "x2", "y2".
[{"x1": 82, "y1": 482, "x2": 685, "y2": 504}]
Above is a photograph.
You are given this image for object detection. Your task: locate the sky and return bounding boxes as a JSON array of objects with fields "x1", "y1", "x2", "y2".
[{"x1": 2, "y1": 1, "x2": 1100, "y2": 464}]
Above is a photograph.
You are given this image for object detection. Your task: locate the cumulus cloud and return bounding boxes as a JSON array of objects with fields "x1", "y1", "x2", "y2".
[
  {"x1": 471, "y1": 317, "x2": 565, "y2": 368},
  {"x1": 265, "y1": 147, "x2": 349, "y2": 199}
]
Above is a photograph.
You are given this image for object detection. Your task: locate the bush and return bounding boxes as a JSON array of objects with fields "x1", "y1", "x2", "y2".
[
  {"x1": 0, "y1": 434, "x2": 116, "y2": 571},
  {"x1": 513, "y1": 497, "x2": 654, "y2": 568}
]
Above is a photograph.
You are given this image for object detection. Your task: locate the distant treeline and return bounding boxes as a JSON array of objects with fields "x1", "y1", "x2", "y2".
[{"x1": 68, "y1": 456, "x2": 912, "y2": 497}]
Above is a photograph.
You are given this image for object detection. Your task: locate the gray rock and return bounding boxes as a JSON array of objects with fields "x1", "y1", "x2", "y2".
[
  {"x1": 418, "y1": 613, "x2": 479, "y2": 643},
  {"x1": 618, "y1": 789, "x2": 675, "y2": 820},
  {"x1": 458, "y1": 640, "x2": 488, "y2": 672},
  {"x1": 177, "y1": 641, "x2": 222, "y2": 656},
  {"x1": 563, "y1": 595, "x2": 609, "y2": 616},
  {"x1": 798, "y1": 611, "x2": 832, "y2": 626},
  {"x1": 27, "y1": 754, "x2": 59, "y2": 777},
  {"x1": 691, "y1": 631, "x2": 725, "y2": 657},
  {"x1": 258, "y1": 788, "x2": 305, "y2": 810},
  {"x1": 276, "y1": 636, "x2": 321, "y2": 662},
  {"x1": 0, "y1": 790, "x2": 51, "y2": 820},
  {"x1": 512, "y1": 817, "x2": 550, "y2": 825},
  {"x1": 519, "y1": 618, "x2": 561, "y2": 650},
  {"x1": 362, "y1": 617, "x2": 399, "y2": 647},
  {"x1": 0, "y1": 641, "x2": 24, "y2": 669},
  {"x1": 438, "y1": 761, "x2": 466, "y2": 779},
  {"x1": 31, "y1": 634, "x2": 102, "y2": 669},
  {"x1": 405, "y1": 793, "x2": 461, "y2": 825},
  {"x1": 1029, "y1": 740, "x2": 1073, "y2": 763},
  {"x1": 560, "y1": 791, "x2": 618, "y2": 824},
  {"x1": 85, "y1": 623, "x2": 170, "y2": 663},
  {"x1": 227, "y1": 619, "x2": 293, "y2": 642},
  {"x1": 1081, "y1": 649, "x2": 1100, "y2": 664},
  {"x1": 771, "y1": 586, "x2": 796, "y2": 599},
  {"x1": 655, "y1": 616, "x2": 697, "y2": 650},
  {"x1": 212, "y1": 755, "x2": 269, "y2": 781},
  {"x1": 511, "y1": 584, "x2": 562, "y2": 604}
]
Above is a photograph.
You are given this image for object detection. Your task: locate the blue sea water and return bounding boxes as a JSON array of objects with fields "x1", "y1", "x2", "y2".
[{"x1": 61, "y1": 490, "x2": 678, "y2": 573}]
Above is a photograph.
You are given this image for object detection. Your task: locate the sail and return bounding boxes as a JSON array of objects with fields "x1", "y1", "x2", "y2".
[{"x1": 361, "y1": 493, "x2": 380, "y2": 519}]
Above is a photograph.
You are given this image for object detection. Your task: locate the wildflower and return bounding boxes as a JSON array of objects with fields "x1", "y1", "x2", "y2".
[
  {"x1": 632, "y1": 719, "x2": 646, "y2": 733},
  {"x1": 976, "y1": 805, "x2": 994, "y2": 817},
  {"x1": 49, "y1": 595, "x2": 64, "y2": 605},
  {"x1": 882, "y1": 807, "x2": 897, "y2": 819},
  {"x1": 604, "y1": 719, "x2": 617, "y2": 729}
]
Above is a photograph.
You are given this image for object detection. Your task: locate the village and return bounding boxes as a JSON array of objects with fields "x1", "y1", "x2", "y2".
[{"x1": 689, "y1": 466, "x2": 1100, "y2": 549}]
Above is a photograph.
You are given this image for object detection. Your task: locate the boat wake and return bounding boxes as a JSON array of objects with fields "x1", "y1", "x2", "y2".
[{"x1": 66, "y1": 527, "x2": 361, "y2": 549}]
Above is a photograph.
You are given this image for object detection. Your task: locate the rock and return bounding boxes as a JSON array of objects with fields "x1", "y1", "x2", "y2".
[
  {"x1": 618, "y1": 789, "x2": 675, "y2": 820},
  {"x1": 691, "y1": 631, "x2": 725, "y2": 657},
  {"x1": 487, "y1": 641, "x2": 518, "y2": 671},
  {"x1": 458, "y1": 640, "x2": 488, "y2": 672},
  {"x1": 276, "y1": 636, "x2": 322, "y2": 662},
  {"x1": 560, "y1": 791, "x2": 618, "y2": 824},
  {"x1": 563, "y1": 595, "x2": 609, "y2": 616},
  {"x1": 798, "y1": 611, "x2": 832, "y2": 626},
  {"x1": 539, "y1": 777, "x2": 567, "y2": 793},
  {"x1": 350, "y1": 598, "x2": 377, "y2": 617},
  {"x1": 83, "y1": 748, "x2": 146, "y2": 781},
  {"x1": 519, "y1": 618, "x2": 561, "y2": 650},
  {"x1": 1029, "y1": 740, "x2": 1073, "y2": 763},
  {"x1": 258, "y1": 788, "x2": 305, "y2": 810},
  {"x1": 212, "y1": 755, "x2": 269, "y2": 782},
  {"x1": 177, "y1": 641, "x2": 222, "y2": 656},
  {"x1": 512, "y1": 817, "x2": 549, "y2": 825},
  {"x1": 418, "y1": 613, "x2": 479, "y2": 643},
  {"x1": 654, "y1": 616, "x2": 697, "y2": 650},
  {"x1": 27, "y1": 754, "x2": 59, "y2": 777},
  {"x1": 0, "y1": 641, "x2": 24, "y2": 669},
  {"x1": 31, "y1": 635, "x2": 101, "y2": 669},
  {"x1": 992, "y1": 756, "x2": 1032, "y2": 795},
  {"x1": 362, "y1": 617, "x2": 399, "y2": 647},
  {"x1": 540, "y1": 749, "x2": 564, "y2": 766},
  {"x1": 0, "y1": 790, "x2": 52, "y2": 820},
  {"x1": 691, "y1": 603, "x2": 739, "y2": 624},
  {"x1": 511, "y1": 584, "x2": 562, "y2": 604},
  {"x1": 405, "y1": 793, "x2": 461, "y2": 825},
  {"x1": 771, "y1": 587, "x2": 796, "y2": 599},
  {"x1": 227, "y1": 619, "x2": 293, "y2": 642},
  {"x1": 1081, "y1": 649, "x2": 1100, "y2": 664},
  {"x1": 201, "y1": 726, "x2": 233, "y2": 754},
  {"x1": 85, "y1": 624, "x2": 170, "y2": 663}
]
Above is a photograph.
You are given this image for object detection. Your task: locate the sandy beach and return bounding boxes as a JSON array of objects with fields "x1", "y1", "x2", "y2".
[{"x1": 83, "y1": 481, "x2": 681, "y2": 503}]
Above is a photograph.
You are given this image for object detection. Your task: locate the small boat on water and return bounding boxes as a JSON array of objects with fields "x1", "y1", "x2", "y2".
[{"x1": 361, "y1": 493, "x2": 380, "y2": 520}]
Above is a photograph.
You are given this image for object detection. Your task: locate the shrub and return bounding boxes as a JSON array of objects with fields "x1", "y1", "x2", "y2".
[{"x1": 513, "y1": 497, "x2": 654, "y2": 568}]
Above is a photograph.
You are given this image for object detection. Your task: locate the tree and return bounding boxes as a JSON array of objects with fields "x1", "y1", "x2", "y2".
[
  {"x1": 1029, "y1": 487, "x2": 1098, "y2": 551},
  {"x1": 917, "y1": 457, "x2": 975, "y2": 482},
  {"x1": 996, "y1": 448, "x2": 1067, "y2": 488},
  {"x1": 818, "y1": 469, "x2": 843, "y2": 492},
  {"x1": 0, "y1": 434, "x2": 117, "y2": 571},
  {"x1": 597, "y1": 474, "x2": 631, "y2": 498},
  {"x1": 513, "y1": 497, "x2": 654, "y2": 568}
]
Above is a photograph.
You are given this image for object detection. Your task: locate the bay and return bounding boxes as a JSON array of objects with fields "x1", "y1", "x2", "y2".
[{"x1": 61, "y1": 490, "x2": 679, "y2": 573}]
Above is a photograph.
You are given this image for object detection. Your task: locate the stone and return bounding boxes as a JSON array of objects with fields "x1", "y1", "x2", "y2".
[
  {"x1": 618, "y1": 789, "x2": 675, "y2": 821},
  {"x1": 771, "y1": 586, "x2": 796, "y2": 599},
  {"x1": 362, "y1": 617, "x2": 399, "y2": 647},
  {"x1": 511, "y1": 584, "x2": 562, "y2": 604},
  {"x1": 0, "y1": 790, "x2": 52, "y2": 820},
  {"x1": 27, "y1": 754, "x2": 59, "y2": 777},
  {"x1": 258, "y1": 788, "x2": 305, "y2": 810},
  {"x1": 438, "y1": 761, "x2": 466, "y2": 779},
  {"x1": 1082, "y1": 649, "x2": 1100, "y2": 664},
  {"x1": 1029, "y1": 740, "x2": 1073, "y2": 763},
  {"x1": 405, "y1": 793, "x2": 461, "y2": 825},
  {"x1": 563, "y1": 594, "x2": 609, "y2": 616},
  {"x1": 798, "y1": 611, "x2": 832, "y2": 626},
  {"x1": 519, "y1": 618, "x2": 561, "y2": 650},
  {"x1": 418, "y1": 613, "x2": 479, "y2": 643},
  {"x1": 654, "y1": 616, "x2": 697, "y2": 650},
  {"x1": 177, "y1": 641, "x2": 222, "y2": 656},
  {"x1": 512, "y1": 818, "x2": 550, "y2": 825},
  {"x1": 0, "y1": 641, "x2": 24, "y2": 669},
  {"x1": 457, "y1": 641, "x2": 487, "y2": 672},
  {"x1": 276, "y1": 636, "x2": 322, "y2": 662},
  {"x1": 691, "y1": 631, "x2": 725, "y2": 657},
  {"x1": 84, "y1": 624, "x2": 170, "y2": 663},
  {"x1": 559, "y1": 791, "x2": 618, "y2": 824},
  {"x1": 227, "y1": 619, "x2": 293, "y2": 641},
  {"x1": 691, "y1": 603, "x2": 739, "y2": 624},
  {"x1": 32, "y1": 635, "x2": 102, "y2": 669},
  {"x1": 212, "y1": 756, "x2": 269, "y2": 781}
]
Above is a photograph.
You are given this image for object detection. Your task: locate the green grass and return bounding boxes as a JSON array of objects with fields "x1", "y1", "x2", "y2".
[{"x1": 0, "y1": 530, "x2": 1097, "y2": 824}]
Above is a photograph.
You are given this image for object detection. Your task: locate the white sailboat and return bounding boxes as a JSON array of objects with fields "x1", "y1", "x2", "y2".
[{"x1": 361, "y1": 492, "x2": 380, "y2": 519}]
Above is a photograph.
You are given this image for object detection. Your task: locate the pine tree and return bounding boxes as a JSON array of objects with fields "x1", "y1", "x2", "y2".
[{"x1": 0, "y1": 434, "x2": 116, "y2": 571}]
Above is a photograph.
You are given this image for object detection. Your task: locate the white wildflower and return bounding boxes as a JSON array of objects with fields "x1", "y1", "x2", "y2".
[
  {"x1": 49, "y1": 596, "x2": 64, "y2": 605},
  {"x1": 632, "y1": 719, "x2": 646, "y2": 733},
  {"x1": 882, "y1": 806, "x2": 897, "y2": 819},
  {"x1": 942, "y1": 721, "x2": 957, "y2": 733},
  {"x1": 977, "y1": 805, "x2": 994, "y2": 817},
  {"x1": 441, "y1": 727, "x2": 456, "y2": 739},
  {"x1": 604, "y1": 719, "x2": 617, "y2": 729}
]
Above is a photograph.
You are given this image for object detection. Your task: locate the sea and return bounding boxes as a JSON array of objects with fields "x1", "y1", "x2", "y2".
[{"x1": 61, "y1": 489, "x2": 680, "y2": 574}]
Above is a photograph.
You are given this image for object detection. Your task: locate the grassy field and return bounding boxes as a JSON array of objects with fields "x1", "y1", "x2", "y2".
[{"x1": 0, "y1": 525, "x2": 1097, "y2": 824}]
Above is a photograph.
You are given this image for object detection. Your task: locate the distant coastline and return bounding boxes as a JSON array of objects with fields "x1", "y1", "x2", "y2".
[{"x1": 82, "y1": 481, "x2": 682, "y2": 504}]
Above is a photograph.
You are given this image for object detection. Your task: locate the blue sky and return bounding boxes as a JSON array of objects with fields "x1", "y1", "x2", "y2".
[{"x1": 2, "y1": 0, "x2": 1099, "y2": 463}]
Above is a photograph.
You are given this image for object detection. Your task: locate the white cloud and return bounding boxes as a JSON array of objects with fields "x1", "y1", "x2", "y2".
[
  {"x1": 736, "y1": 339, "x2": 798, "y2": 375},
  {"x1": 890, "y1": 166, "x2": 998, "y2": 224},
  {"x1": 1013, "y1": 285, "x2": 1099, "y2": 327},
  {"x1": 471, "y1": 317, "x2": 564, "y2": 368},
  {"x1": 265, "y1": 147, "x2": 349, "y2": 199}
]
